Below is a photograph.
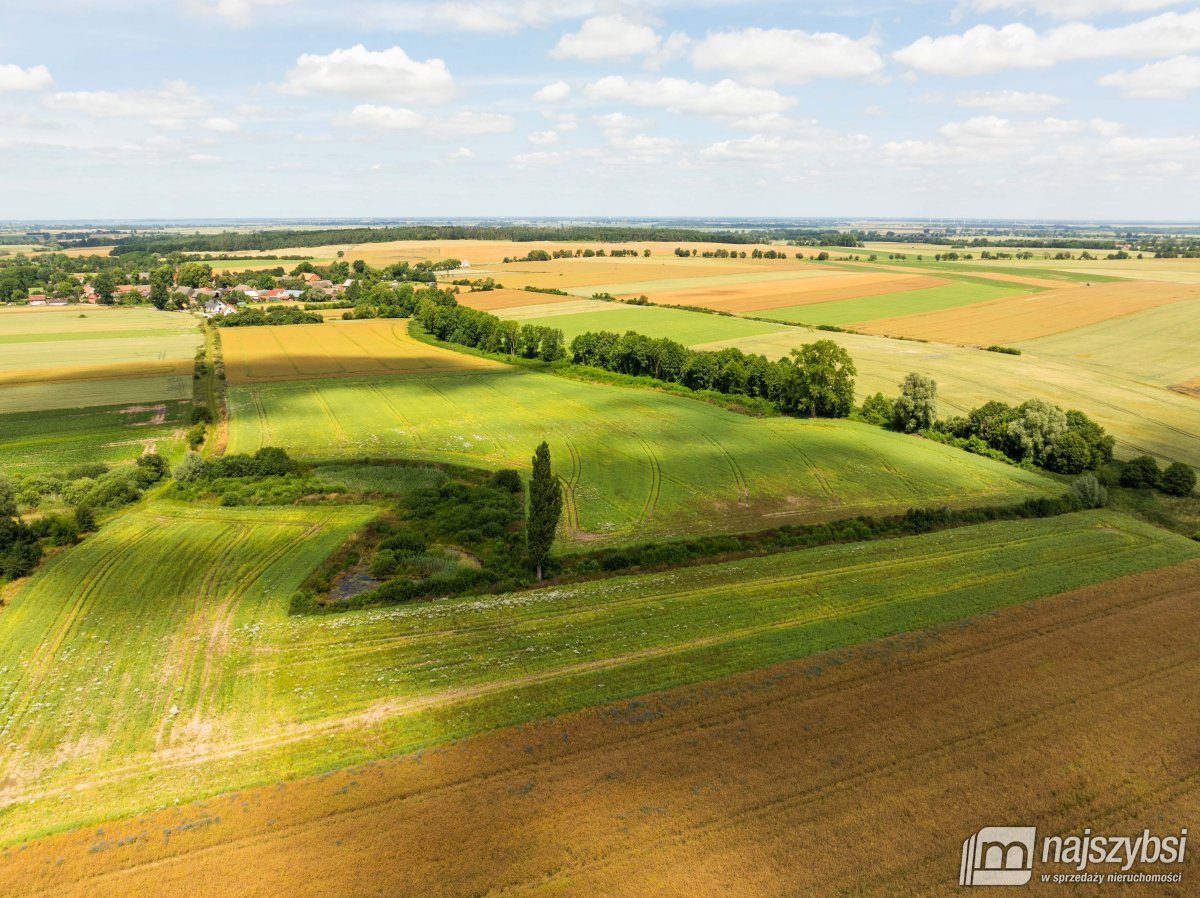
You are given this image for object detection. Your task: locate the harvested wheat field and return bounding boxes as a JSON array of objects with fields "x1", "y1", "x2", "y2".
[
  {"x1": 219, "y1": 318, "x2": 500, "y2": 384},
  {"x1": 857, "y1": 281, "x2": 1197, "y2": 344},
  {"x1": 7, "y1": 558, "x2": 1198, "y2": 898},
  {"x1": 454, "y1": 288, "x2": 593, "y2": 312},
  {"x1": 639, "y1": 270, "x2": 951, "y2": 313}
]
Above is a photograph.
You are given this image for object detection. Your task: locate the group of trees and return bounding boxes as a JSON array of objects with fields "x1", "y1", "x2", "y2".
[
  {"x1": 211, "y1": 307, "x2": 323, "y2": 327},
  {"x1": 569, "y1": 330, "x2": 856, "y2": 417},
  {"x1": 862, "y1": 377, "x2": 1117, "y2": 476},
  {"x1": 0, "y1": 477, "x2": 41, "y2": 580},
  {"x1": 415, "y1": 295, "x2": 567, "y2": 362},
  {"x1": 1120, "y1": 455, "x2": 1196, "y2": 496}
]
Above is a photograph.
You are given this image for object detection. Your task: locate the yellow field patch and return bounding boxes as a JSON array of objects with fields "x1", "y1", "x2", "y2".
[
  {"x1": 219, "y1": 319, "x2": 499, "y2": 384},
  {"x1": 855, "y1": 281, "x2": 1198, "y2": 344},
  {"x1": 454, "y1": 288, "x2": 588, "y2": 312}
]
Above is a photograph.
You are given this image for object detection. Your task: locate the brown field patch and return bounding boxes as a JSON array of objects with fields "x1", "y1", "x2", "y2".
[
  {"x1": 219, "y1": 319, "x2": 498, "y2": 384},
  {"x1": 9, "y1": 559, "x2": 1199, "y2": 898},
  {"x1": 1170, "y1": 377, "x2": 1200, "y2": 398},
  {"x1": 857, "y1": 281, "x2": 1197, "y2": 344},
  {"x1": 643, "y1": 272, "x2": 951, "y2": 313}
]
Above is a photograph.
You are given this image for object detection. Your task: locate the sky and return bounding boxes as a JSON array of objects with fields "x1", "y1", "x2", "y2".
[{"x1": 1, "y1": 0, "x2": 1198, "y2": 220}]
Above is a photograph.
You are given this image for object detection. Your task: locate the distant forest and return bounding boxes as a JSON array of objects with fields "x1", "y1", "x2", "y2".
[{"x1": 90, "y1": 226, "x2": 775, "y2": 255}]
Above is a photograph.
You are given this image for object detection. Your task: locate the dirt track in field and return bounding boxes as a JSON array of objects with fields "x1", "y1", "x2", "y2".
[
  {"x1": 857, "y1": 281, "x2": 1196, "y2": 344},
  {"x1": 5, "y1": 559, "x2": 1199, "y2": 897}
]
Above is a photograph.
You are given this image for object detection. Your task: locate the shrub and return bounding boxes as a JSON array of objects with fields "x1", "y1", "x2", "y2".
[
  {"x1": 190, "y1": 405, "x2": 214, "y2": 425},
  {"x1": 858, "y1": 392, "x2": 891, "y2": 427},
  {"x1": 1160, "y1": 462, "x2": 1197, "y2": 497},
  {"x1": 1120, "y1": 455, "x2": 1160, "y2": 489},
  {"x1": 136, "y1": 452, "x2": 169, "y2": 482},
  {"x1": 1068, "y1": 474, "x2": 1108, "y2": 509},
  {"x1": 174, "y1": 452, "x2": 206, "y2": 483},
  {"x1": 74, "y1": 504, "x2": 96, "y2": 532},
  {"x1": 1043, "y1": 431, "x2": 1092, "y2": 475},
  {"x1": 187, "y1": 423, "x2": 207, "y2": 450},
  {"x1": 490, "y1": 469, "x2": 523, "y2": 493},
  {"x1": 369, "y1": 550, "x2": 402, "y2": 579}
]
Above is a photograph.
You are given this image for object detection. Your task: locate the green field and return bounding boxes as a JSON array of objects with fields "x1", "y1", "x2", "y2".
[
  {"x1": 0, "y1": 307, "x2": 195, "y2": 338},
  {"x1": 561, "y1": 268, "x2": 831, "y2": 297},
  {"x1": 0, "y1": 402, "x2": 189, "y2": 475},
  {"x1": 706, "y1": 326, "x2": 1200, "y2": 467},
  {"x1": 501, "y1": 301, "x2": 793, "y2": 345},
  {"x1": 0, "y1": 505, "x2": 1192, "y2": 845},
  {"x1": 0, "y1": 375, "x2": 193, "y2": 414},
  {"x1": 762, "y1": 279, "x2": 1026, "y2": 326},
  {"x1": 225, "y1": 367, "x2": 1055, "y2": 541}
]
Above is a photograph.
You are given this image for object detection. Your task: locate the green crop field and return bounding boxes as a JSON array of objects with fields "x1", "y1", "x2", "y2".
[
  {"x1": 0, "y1": 375, "x2": 193, "y2": 415},
  {"x1": 761, "y1": 279, "x2": 1026, "y2": 326},
  {"x1": 0, "y1": 402, "x2": 190, "y2": 475},
  {"x1": 500, "y1": 301, "x2": 794, "y2": 345},
  {"x1": 561, "y1": 268, "x2": 832, "y2": 297},
  {"x1": 225, "y1": 367, "x2": 1055, "y2": 541},
  {"x1": 0, "y1": 506, "x2": 1192, "y2": 845},
  {"x1": 706, "y1": 326, "x2": 1200, "y2": 467}
]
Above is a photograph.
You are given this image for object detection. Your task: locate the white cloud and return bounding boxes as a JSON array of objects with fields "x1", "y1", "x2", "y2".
[
  {"x1": 584, "y1": 76, "x2": 793, "y2": 118},
  {"x1": 0, "y1": 63, "x2": 53, "y2": 92},
  {"x1": 528, "y1": 129, "x2": 558, "y2": 145},
  {"x1": 691, "y1": 28, "x2": 883, "y2": 84},
  {"x1": 533, "y1": 80, "x2": 571, "y2": 103},
  {"x1": 956, "y1": 89, "x2": 1065, "y2": 112},
  {"x1": 551, "y1": 14, "x2": 663, "y2": 63},
  {"x1": 449, "y1": 146, "x2": 474, "y2": 159},
  {"x1": 701, "y1": 130, "x2": 871, "y2": 164},
  {"x1": 343, "y1": 103, "x2": 514, "y2": 137},
  {"x1": 188, "y1": 153, "x2": 222, "y2": 164},
  {"x1": 883, "y1": 116, "x2": 1125, "y2": 167},
  {"x1": 44, "y1": 81, "x2": 209, "y2": 127},
  {"x1": 1101, "y1": 54, "x2": 1200, "y2": 96},
  {"x1": 592, "y1": 111, "x2": 649, "y2": 131},
  {"x1": 185, "y1": 0, "x2": 298, "y2": 27},
  {"x1": 895, "y1": 11, "x2": 1200, "y2": 75},
  {"x1": 959, "y1": 0, "x2": 1186, "y2": 19},
  {"x1": 282, "y1": 45, "x2": 456, "y2": 104},
  {"x1": 205, "y1": 116, "x2": 240, "y2": 132},
  {"x1": 353, "y1": 0, "x2": 597, "y2": 34}
]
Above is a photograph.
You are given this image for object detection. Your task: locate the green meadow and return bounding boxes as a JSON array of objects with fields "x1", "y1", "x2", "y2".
[
  {"x1": 226, "y1": 366, "x2": 1055, "y2": 542},
  {"x1": 0, "y1": 504, "x2": 1192, "y2": 845}
]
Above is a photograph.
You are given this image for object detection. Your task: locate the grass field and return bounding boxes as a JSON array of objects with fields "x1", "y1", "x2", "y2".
[
  {"x1": 7, "y1": 554, "x2": 1198, "y2": 896},
  {"x1": 0, "y1": 508, "x2": 1193, "y2": 852},
  {"x1": 219, "y1": 319, "x2": 500, "y2": 384},
  {"x1": 703, "y1": 327, "x2": 1200, "y2": 466},
  {"x1": 496, "y1": 301, "x2": 794, "y2": 345},
  {"x1": 225, "y1": 366, "x2": 1055, "y2": 540},
  {"x1": 0, "y1": 402, "x2": 190, "y2": 475},
  {"x1": 761, "y1": 279, "x2": 1027, "y2": 326},
  {"x1": 0, "y1": 307, "x2": 200, "y2": 413}
]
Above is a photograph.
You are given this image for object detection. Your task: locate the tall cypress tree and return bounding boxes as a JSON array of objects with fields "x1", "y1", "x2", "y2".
[{"x1": 527, "y1": 441, "x2": 562, "y2": 581}]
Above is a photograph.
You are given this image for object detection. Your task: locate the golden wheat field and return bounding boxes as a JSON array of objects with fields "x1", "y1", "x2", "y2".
[
  {"x1": 857, "y1": 280, "x2": 1198, "y2": 344},
  {"x1": 219, "y1": 318, "x2": 500, "y2": 384},
  {"x1": 6, "y1": 559, "x2": 1198, "y2": 898}
]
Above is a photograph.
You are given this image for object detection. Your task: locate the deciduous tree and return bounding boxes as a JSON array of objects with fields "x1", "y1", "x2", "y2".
[{"x1": 526, "y1": 441, "x2": 562, "y2": 581}]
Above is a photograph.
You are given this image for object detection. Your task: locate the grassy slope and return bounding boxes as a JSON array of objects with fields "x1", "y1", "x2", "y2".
[
  {"x1": 0, "y1": 506, "x2": 1193, "y2": 844},
  {"x1": 225, "y1": 367, "x2": 1055, "y2": 542},
  {"x1": 0, "y1": 402, "x2": 191, "y2": 475}
]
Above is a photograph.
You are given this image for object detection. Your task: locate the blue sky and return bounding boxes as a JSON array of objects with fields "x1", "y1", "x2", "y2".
[{"x1": 1, "y1": 0, "x2": 1198, "y2": 220}]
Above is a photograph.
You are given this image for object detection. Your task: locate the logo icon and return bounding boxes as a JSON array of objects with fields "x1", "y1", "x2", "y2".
[{"x1": 961, "y1": 827, "x2": 1038, "y2": 886}]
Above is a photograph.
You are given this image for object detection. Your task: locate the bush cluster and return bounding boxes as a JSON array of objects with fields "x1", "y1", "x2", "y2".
[{"x1": 211, "y1": 307, "x2": 323, "y2": 327}]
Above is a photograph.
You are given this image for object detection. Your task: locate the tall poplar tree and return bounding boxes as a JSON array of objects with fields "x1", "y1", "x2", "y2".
[{"x1": 526, "y1": 441, "x2": 562, "y2": 581}]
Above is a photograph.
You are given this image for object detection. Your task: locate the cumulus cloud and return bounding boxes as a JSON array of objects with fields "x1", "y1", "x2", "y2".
[
  {"x1": 883, "y1": 116, "x2": 1124, "y2": 167},
  {"x1": 282, "y1": 45, "x2": 456, "y2": 104},
  {"x1": 584, "y1": 76, "x2": 793, "y2": 118},
  {"x1": 44, "y1": 81, "x2": 210, "y2": 128},
  {"x1": 551, "y1": 14, "x2": 666, "y2": 63},
  {"x1": 205, "y1": 116, "x2": 240, "y2": 132},
  {"x1": 185, "y1": 0, "x2": 298, "y2": 27},
  {"x1": 700, "y1": 130, "x2": 871, "y2": 165},
  {"x1": 895, "y1": 11, "x2": 1200, "y2": 75},
  {"x1": 0, "y1": 63, "x2": 53, "y2": 92},
  {"x1": 956, "y1": 89, "x2": 1065, "y2": 112},
  {"x1": 343, "y1": 103, "x2": 514, "y2": 137},
  {"x1": 528, "y1": 129, "x2": 558, "y2": 145},
  {"x1": 1101, "y1": 54, "x2": 1200, "y2": 96},
  {"x1": 691, "y1": 28, "x2": 883, "y2": 84},
  {"x1": 533, "y1": 80, "x2": 571, "y2": 103},
  {"x1": 958, "y1": 0, "x2": 1186, "y2": 18},
  {"x1": 353, "y1": 0, "x2": 597, "y2": 34}
]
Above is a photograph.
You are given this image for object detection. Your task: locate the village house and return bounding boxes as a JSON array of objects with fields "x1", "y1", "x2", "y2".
[
  {"x1": 27, "y1": 294, "x2": 47, "y2": 305},
  {"x1": 202, "y1": 298, "x2": 236, "y2": 317}
]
